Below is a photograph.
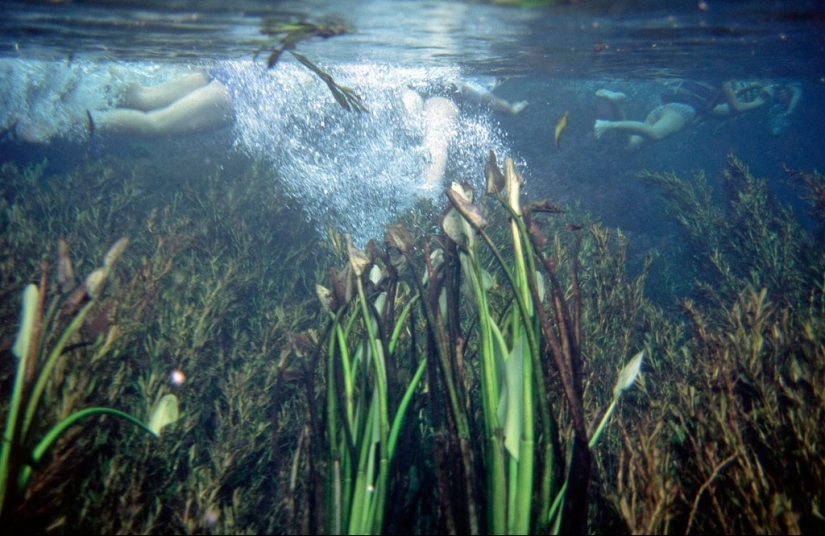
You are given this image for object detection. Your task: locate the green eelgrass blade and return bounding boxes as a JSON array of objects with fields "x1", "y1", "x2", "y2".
[
  {"x1": 18, "y1": 406, "x2": 155, "y2": 490},
  {"x1": 355, "y1": 278, "x2": 389, "y2": 534},
  {"x1": 21, "y1": 301, "x2": 95, "y2": 442},
  {"x1": 387, "y1": 357, "x2": 426, "y2": 459},
  {"x1": 335, "y1": 321, "x2": 356, "y2": 433},
  {"x1": 452, "y1": 188, "x2": 543, "y2": 534},
  {"x1": 0, "y1": 300, "x2": 35, "y2": 517},
  {"x1": 327, "y1": 315, "x2": 344, "y2": 535},
  {"x1": 388, "y1": 295, "x2": 418, "y2": 355},
  {"x1": 347, "y1": 400, "x2": 376, "y2": 534},
  {"x1": 2, "y1": 299, "x2": 94, "y2": 517}
]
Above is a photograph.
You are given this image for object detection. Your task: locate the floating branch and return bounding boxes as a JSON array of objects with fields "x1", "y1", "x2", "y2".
[{"x1": 255, "y1": 18, "x2": 367, "y2": 112}]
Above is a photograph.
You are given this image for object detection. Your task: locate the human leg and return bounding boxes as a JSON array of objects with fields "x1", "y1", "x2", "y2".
[
  {"x1": 594, "y1": 105, "x2": 690, "y2": 145},
  {"x1": 422, "y1": 96, "x2": 459, "y2": 188},
  {"x1": 459, "y1": 82, "x2": 528, "y2": 115},
  {"x1": 121, "y1": 72, "x2": 212, "y2": 111},
  {"x1": 595, "y1": 89, "x2": 627, "y2": 120},
  {"x1": 401, "y1": 89, "x2": 424, "y2": 116},
  {"x1": 97, "y1": 80, "x2": 233, "y2": 137}
]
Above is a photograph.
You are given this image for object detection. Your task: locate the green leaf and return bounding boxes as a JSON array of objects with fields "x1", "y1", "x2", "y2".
[
  {"x1": 147, "y1": 394, "x2": 180, "y2": 437},
  {"x1": 11, "y1": 284, "x2": 39, "y2": 360},
  {"x1": 613, "y1": 350, "x2": 644, "y2": 399},
  {"x1": 502, "y1": 335, "x2": 525, "y2": 460}
]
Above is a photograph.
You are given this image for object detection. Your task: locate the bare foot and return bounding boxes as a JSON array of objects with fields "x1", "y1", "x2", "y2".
[
  {"x1": 594, "y1": 119, "x2": 611, "y2": 139},
  {"x1": 595, "y1": 89, "x2": 626, "y2": 102},
  {"x1": 509, "y1": 101, "x2": 529, "y2": 114},
  {"x1": 121, "y1": 81, "x2": 145, "y2": 109}
]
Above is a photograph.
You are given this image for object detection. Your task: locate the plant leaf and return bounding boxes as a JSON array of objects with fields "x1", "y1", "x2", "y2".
[
  {"x1": 147, "y1": 394, "x2": 180, "y2": 437},
  {"x1": 12, "y1": 284, "x2": 39, "y2": 360},
  {"x1": 613, "y1": 350, "x2": 644, "y2": 399},
  {"x1": 502, "y1": 335, "x2": 525, "y2": 460}
]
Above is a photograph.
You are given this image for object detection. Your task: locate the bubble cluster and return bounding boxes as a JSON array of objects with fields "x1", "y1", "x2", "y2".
[
  {"x1": 226, "y1": 60, "x2": 511, "y2": 245},
  {"x1": 0, "y1": 57, "x2": 513, "y2": 245}
]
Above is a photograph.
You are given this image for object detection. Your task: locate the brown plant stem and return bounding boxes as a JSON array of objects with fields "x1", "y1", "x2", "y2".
[
  {"x1": 400, "y1": 243, "x2": 479, "y2": 535},
  {"x1": 686, "y1": 452, "x2": 740, "y2": 534},
  {"x1": 528, "y1": 239, "x2": 587, "y2": 438},
  {"x1": 526, "y1": 219, "x2": 591, "y2": 535}
]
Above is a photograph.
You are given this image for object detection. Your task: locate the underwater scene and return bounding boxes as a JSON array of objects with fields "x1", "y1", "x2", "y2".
[{"x1": 1, "y1": 0, "x2": 824, "y2": 534}]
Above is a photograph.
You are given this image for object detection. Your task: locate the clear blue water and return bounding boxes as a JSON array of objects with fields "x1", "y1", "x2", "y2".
[{"x1": 1, "y1": 0, "x2": 823, "y2": 266}]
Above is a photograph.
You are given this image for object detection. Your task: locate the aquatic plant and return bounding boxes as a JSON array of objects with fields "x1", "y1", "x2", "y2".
[
  {"x1": 0, "y1": 155, "x2": 325, "y2": 533},
  {"x1": 316, "y1": 235, "x2": 426, "y2": 535},
  {"x1": 305, "y1": 152, "x2": 648, "y2": 535},
  {"x1": 785, "y1": 164, "x2": 825, "y2": 224},
  {"x1": 2, "y1": 147, "x2": 823, "y2": 534},
  {"x1": 439, "y1": 154, "x2": 648, "y2": 534},
  {"x1": 0, "y1": 238, "x2": 179, "y2": 521},
  {"x1": 607, "y1": 156, "x2": 825, "y2": 534},
  {"x1": 639, "y1": 154, "x2": 817, "y2": 309},
  {"x1": 254, "y1": 17, "x2": 367, "y2": 112}
]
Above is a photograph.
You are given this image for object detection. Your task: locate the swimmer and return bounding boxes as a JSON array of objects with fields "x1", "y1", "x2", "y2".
[
  {"x1": 402, "y1": 77, "x2": 527, "y2": 190},
  {"x1": 92, "y1": 71, "x2": 235, "y2": 138},
  {"x1": 401, "y1": 89, "x2": 460, "y2": 190},
  {"x1": 766, "y1": 82, "x2": 802, "y2": 135},
  {"x1": 593, "y1": 79, "x2": 780, "y2": 151},
  {"x1": 458, "y1": 78, "x2": 529, "y2": 115}
]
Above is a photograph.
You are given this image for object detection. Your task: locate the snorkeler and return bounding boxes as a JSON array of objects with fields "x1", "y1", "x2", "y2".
[{"x1": 593, "y1": 79, "x2": 792, "y2": 150}]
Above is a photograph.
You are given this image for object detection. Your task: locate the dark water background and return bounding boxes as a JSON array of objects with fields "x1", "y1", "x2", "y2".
[{"x1": 1, "y1": 0, "x2": 824, "y2": 298}]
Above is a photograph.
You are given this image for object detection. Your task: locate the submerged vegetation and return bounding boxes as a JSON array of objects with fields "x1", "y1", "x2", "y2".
[{"x1": 0, "y1": 149, "x2": 823, "y2": 534}]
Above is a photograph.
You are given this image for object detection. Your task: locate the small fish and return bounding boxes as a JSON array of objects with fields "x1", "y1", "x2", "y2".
[
  {"x1": 555, "y1": 111, "x2": 569, "y2": 148},
  {"x1": 280, "y1": 367, "x2": 305, "y2": 382},
  {"x1": 530, "y1": 200, "x2": 565, "y2": 214}
]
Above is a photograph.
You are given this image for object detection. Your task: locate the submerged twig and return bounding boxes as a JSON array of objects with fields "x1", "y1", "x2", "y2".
[{"x1": 255, "y1": 18, "x2": 367, "y2": 113}]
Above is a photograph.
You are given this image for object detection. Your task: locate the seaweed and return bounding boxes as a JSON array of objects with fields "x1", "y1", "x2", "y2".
[{"x1": 1, "y1": 151, "x2": 823, "y2": 534}]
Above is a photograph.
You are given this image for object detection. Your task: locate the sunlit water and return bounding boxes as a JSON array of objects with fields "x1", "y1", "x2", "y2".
[{"x1": 1, "y1": 0, "x2": 823, "y2": 252}]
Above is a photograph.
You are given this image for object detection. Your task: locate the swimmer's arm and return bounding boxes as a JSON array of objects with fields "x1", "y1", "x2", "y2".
[
  {"x1": 721, "y1": 81, "x2": 768, "y2": 113},
  {"x1": 787, "y1": 85, "x2": 802, "y2": 114}
]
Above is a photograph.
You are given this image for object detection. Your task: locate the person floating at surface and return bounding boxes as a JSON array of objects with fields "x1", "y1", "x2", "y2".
[
  {"x1": 105, "y1": 70, "x2": 463, "y2": 190},
  {"x1": 592, "y1": 79, "x2": 797, "y2": 150},
  {"x1": 457, "y1": 78, "x2": 529, "y2": 115},
  {"x1": 92, "y1": 71, "x2": 235, "y2": 138},
  {"x1": 94, "y1": 70, "x2": 528, "y2": 141}
]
